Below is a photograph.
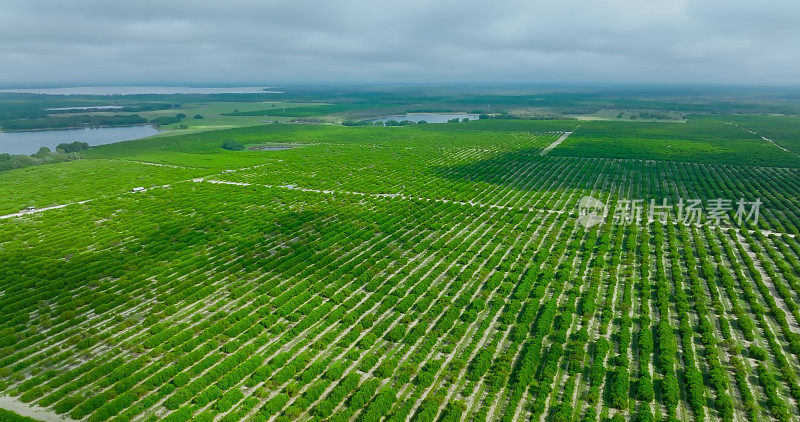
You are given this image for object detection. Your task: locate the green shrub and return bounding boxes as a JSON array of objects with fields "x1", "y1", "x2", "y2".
[{"x1": 221, "y1": 139, "x2": 245, "y2": 151}]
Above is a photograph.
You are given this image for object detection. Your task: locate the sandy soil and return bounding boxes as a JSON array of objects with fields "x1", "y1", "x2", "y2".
[
  {"x1": 0, "y1": 395, "x2": 68, "y2": 421},
  {"x1": 539, "y1": 126, "x2": 579, "y2": 156}
]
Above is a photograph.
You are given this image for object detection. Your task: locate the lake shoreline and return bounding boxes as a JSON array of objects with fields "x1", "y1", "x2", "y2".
[
  {"x1": 0, "y1": 123, "x2": 156, "y2": 134},
  {"x1": 0, "y1": 125, "x2": 162, "y2": 155}
]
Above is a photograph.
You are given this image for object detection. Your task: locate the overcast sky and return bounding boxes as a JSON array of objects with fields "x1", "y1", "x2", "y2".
[{"x1": 2, "y1": 0, "x2": 799, "y2": 86}]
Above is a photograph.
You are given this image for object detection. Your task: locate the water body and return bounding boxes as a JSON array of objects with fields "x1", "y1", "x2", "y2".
[
  {"x1": 46, "y1": 105, "x2": 124, "y2": 111},
  {"x1": 366, "y1": 113, "x2": 480, "y2": 124},
  {"x1": 0, "y1": 125, "x2": 161, "y2": 155},
  {"x1": 248, "y1": 145, "x2": 297, "y2": 151},
  {"x1": 0, "y1": 86, "x2": 282, "y2": 95}
]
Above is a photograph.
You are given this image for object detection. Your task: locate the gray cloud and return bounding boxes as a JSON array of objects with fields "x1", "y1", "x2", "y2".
[{"x1": 1, "y1": 0, "x2": 799, "y2": 85}]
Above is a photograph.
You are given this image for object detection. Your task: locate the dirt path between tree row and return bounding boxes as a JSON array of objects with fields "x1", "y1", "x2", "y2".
[
  {"x1": 539, "y1": 125, "x2": 579, "y2": 156},
  {"x1": 0, "y1": 200, "x2": 92, "y2": 220}
]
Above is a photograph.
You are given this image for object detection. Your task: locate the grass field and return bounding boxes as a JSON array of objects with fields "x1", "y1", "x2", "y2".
[
  {"x1": 77, "y1": 102, "x2": 331, "y2": 135},
  {"x1": 2, "y1": 115, "x2": 800, "y2": 422}
]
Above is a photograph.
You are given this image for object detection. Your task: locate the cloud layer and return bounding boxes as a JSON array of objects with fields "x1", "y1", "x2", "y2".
[{"x1": 2, "y1": 0, "x2": 799, "y2": 85}]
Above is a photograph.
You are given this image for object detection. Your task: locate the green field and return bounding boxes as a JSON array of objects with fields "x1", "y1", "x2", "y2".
[
  {"x1": 0, "y1": 94, "x2": 333, "y2": 134},
  {"x1": 566, "y1": 108, "x2": 685, "y2": 122},
  {"x1": 549, "y1": 118, "x2": 800, "y2": 167},
  {"x1": 713, "y1": 115, "x2": 800, "y2": 157},
  {"x1": 2, "y1": 109, "x2": 800, "y2": 422},
  {"x1": 79, "y1": 102, "x2": 331, "y2": 135},
  {"x1": 221, "y1": 104, "x2": 376, "y2": 118}
]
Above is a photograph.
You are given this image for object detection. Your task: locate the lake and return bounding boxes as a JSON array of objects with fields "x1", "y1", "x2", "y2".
[
  {"x1": 0, "y1": 86, "x2": 282, "y2": 95},
  {"x1": 0, "y1": 125, "x2": 161, "y2": 155},
  {"x1": 45, "y1": 106, "x2": 124, "y2": 111},
  {"x1": 366, "y1": 113, "x2": 480, "y2": 124}
]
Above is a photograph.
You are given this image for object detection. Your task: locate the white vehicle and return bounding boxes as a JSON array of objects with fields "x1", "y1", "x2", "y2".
[
  {"x1": 23, "y1": 206, "x2": 37, "y2": 212},
  {"x1": 132, "y1": 187, "x2": 146, "y2": 193}
]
